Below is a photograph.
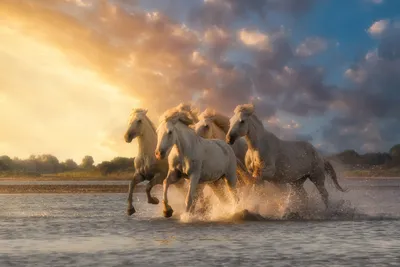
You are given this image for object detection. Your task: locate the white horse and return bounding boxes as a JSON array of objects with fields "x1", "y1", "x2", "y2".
[
  {"x1": 155, "y1": 107, "x2": 239, "y2": 218},
  {"x1": 194, "y1": 108, "x2": 248, "y2": 166},
  {"x1": 194, "y1": 108, "x2": 253, "y2": 186},
  {"x1": 124, "y1": 108, "x2": 188, "y2": 215},
  {"x1": 226, "y1": 104, "x2": 346, "y2": 209}
]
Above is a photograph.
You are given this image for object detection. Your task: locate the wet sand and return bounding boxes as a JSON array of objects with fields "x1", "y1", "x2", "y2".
[
  {"x1": 0, "y1": 184, "x2": 144, "y2": 194},
  {"x1": 1, "y1": 176, "x2": 399, "y2": 194}
]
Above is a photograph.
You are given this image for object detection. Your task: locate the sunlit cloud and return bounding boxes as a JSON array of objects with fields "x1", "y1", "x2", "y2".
[
  {"x1": 238, "y1": 29, "x2": 270, "y2": 50},
  {"x1": 295, "y1": 37, "x2": 328, "y2": 57},
  {"x1": 344, "y1": 68, "x2": 367, "y2": 83},
  {"x1": 368, "y1": 19, "x2": 389, "y2": 36}
]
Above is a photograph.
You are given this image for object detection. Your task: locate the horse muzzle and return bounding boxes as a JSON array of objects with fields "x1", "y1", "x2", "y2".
[
  {"x1": 155, "y1": 150, "x2": 165, "y2": 160},
  {"x1": 124, "y1": 132, "x2": 136, "y2": 143}
]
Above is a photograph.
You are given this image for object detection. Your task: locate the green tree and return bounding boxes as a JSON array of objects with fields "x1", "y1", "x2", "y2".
[
  {"x1": 80, "y1": 155, "x2": 94, "y2": 169},
  {"x1": 389, "y1": 144, "x2": 400, "y2": 157},
  {"x1": 62, "y1": 159, "x2": 78, "y2": 171},
  {"x1": 0, "y1": 155, "x2": 12, "y2": 171},
  {"x1": 36, "y1": 154, "x2": 61, "y2": 173},
  {"x1": 97, "y1": 157, "x2": 135, "y2": 175}
]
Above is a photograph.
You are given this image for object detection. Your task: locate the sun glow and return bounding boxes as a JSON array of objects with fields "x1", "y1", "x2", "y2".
[{"x1": 0, "y1": 25, "x2": 139, "y2": 163}]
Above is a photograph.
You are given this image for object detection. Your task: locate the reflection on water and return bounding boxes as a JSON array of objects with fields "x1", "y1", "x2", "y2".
[{"x1": 1, "y1": 178, "x2": 400, "y2": 266}]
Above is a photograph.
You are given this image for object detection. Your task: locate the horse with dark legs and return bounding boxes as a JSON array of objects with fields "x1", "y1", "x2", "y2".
[{"x1": 226, "y1": 104, "x2": 347, "y2": 214}]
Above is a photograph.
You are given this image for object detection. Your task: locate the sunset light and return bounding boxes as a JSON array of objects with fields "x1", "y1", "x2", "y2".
[{"x1": 0, "y1": 25, "x2": 139, "y2": 163}]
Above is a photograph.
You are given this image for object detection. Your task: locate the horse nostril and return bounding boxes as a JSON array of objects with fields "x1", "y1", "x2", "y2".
[
  {"x1": 124, "y1": 133, "x2": 131, "y2": 142},
  {"x1": 227, "y1": 135, "x2": 235, "y2": 145},
  {"x1": 155, "y1": 150, "x2": 164, "y2": 159}
]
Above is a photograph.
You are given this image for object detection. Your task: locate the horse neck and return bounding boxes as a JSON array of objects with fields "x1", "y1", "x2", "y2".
[
  {"x1": 246, "y1": 115, "x2": 279, "y2": 151},
  {"x1": 174, "y1": 122, "x2": 200, "y2": 159},
  {"x1": 136, "y1": 120, "x2": 157, "y2": 159},
  {"x1": 211, "y1": 123, "x2": 226, "y2": 140}
]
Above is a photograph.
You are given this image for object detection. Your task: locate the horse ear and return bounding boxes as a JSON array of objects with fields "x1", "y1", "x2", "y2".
[{"x1": 143, "y1": 109, "x2": 148, "y2": 115}]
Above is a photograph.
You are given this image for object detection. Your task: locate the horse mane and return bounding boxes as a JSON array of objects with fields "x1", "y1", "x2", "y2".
[
  {"x1": 199, "y1": 108, "x2": 231, "y2": 133},
  {"x1": 177, "y1": 103, "x2": 199, "y2": 123},
  {"x1": 234, "y1": 104, "x2": 264, "y2": 128},
  {"x1": 129, "y1": 108, "x2": 157, "y2": 133},
  {"x1": 160, "y1": 106, "x2": 194, "y2": 126},
  {"x1": 234, "y1": 104, "x2": 255, "y2": 116}
]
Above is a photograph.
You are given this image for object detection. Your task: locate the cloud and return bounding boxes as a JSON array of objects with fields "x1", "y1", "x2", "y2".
[
  {"x1": 295, "y1": 37, "x2": 328, "y2": 57},
  {"x1": 4, "y1": 0, "x2": 400, "y2": 157},
  {"x1": 368, "y1": 19, "x2": 389, "y2": 36},
  {"x1": 344, "y1": 67, "x2": 367, "y2": 83},
  {"x1": 238, "y1": 29, "x2": 270, "y2": 50},
  {"x1": 368, "y1": 0, "x2": 384, "y2": 4},
  {"x1": 0, "y1": 0, "x2": 328, "y2": 121},
  {"x1": 323, "y1": 20, "x2": 400, "y2": 153},
  {"x1": 189, "y1": 0, "x2": 317, "y2": 29}
]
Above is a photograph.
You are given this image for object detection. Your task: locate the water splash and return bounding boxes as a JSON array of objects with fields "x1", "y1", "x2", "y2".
[{"x1": 167, "y1": 180, "x2": 397, "y2": 223}]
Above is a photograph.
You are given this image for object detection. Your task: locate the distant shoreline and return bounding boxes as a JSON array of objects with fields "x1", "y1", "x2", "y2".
[{"x1": 0, "y1": 175, "x2": 399, "y2": 194}]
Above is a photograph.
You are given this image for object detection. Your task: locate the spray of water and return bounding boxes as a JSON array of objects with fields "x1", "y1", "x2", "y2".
[{"x1": 163, "y1": 177, "x2": 366, "y2": 223}]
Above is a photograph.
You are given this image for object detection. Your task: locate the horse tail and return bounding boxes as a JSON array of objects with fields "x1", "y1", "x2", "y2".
[
  {"x1": 324, "y1": 160, "x2": 348, "y2": 192},
  {"x1": 236, "y1": 158, "x2": 253, "y2": 186}
]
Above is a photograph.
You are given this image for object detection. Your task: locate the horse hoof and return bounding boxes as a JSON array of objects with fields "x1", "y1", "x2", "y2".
[
  {"x1": 163, "y1": 208, "x2": 174, "y2": 218},
  {"x1": 127, "y1": 207, "x2": 136, "y2": 216},
  {"x1": 148, "y1": 197, "x2": 160, "y2": 205}
]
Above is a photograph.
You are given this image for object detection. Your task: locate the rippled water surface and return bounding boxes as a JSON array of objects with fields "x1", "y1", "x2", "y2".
[{"x1": 1, "y1": 178, "x2": 400, "y2": 266}]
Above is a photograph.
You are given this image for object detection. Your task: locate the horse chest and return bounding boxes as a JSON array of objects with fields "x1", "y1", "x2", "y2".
[
  {"x1": 135, "y1": 158, "x2": 156, "y2": 178},
  {"x1": 173, "y1": 158, "x2": 192, "y2": 176}
]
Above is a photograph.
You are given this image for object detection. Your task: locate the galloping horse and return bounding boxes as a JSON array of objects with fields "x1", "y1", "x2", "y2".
[
  {"x1": 194, "y1": 108, "x2": 253, "y2": 186},
  {"x1": 124, "y1": 108, "x2": 171, "y2": 215},
  {"x1": 155, "y1": 107, "x2": 239, "y2": 218},
  {"x1": 123, "y1": 105, "x2": 205, "y2": 216},
  {"x1": 226, "y1": 104, "x2": 346, "y2": 209},
  {"x1": 194, "y1": 108, "x2": 248, "y2": 167}
]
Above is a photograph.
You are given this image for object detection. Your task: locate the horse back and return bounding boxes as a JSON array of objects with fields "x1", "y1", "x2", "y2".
[
  {"x1": 276, "y1": 140, "x2": 323, "y2": 178},
  {"x1": 201, "y1": 139, "x2": 236, "y2": 175}
]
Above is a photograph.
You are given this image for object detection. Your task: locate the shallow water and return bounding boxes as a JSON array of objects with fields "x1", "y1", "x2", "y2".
[{"x1": 1, "y1": 178, "x2": 400, "y2": 266}]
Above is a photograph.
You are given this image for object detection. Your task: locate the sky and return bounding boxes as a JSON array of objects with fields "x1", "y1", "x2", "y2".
[{"x1": 1, "y1": 0, "x2": 400, "y2": 163}]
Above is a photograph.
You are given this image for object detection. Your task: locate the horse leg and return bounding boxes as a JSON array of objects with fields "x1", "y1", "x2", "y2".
[
  {"x1": 185, "y1": 172, "x2": 201, "y2": 214},
  {"x1": 209, "y1": 179, "x2": 229, "y2": 205},
  {"x1": 188, "y1": 184, "x2": 206, "y2": 213},
  {"x1": 225, "y1": 168, "x2": 239, "y2": 205},
  {"x1": 127, "y1": 173, "x2": 144, "y2": 216},
  {"x1": 146, "y1": 173, "x2": 163, "y2": 205},
  {"x1": 162, "y1": 170, "x2": 179, "y2": 218},
  {"x1": 290, "y1": 177, "x2": 308, "y2": 212},
  {"x1": 309, "y1": 173, "x2": 329, "y2": 209}
]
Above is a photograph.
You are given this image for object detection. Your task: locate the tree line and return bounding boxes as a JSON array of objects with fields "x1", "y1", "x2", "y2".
[
  {"x1": 2, "y1": 144, "x2": 400, "y2": 177},
  {"x1": 328, "y1": 144, "x2": 400, "y2": 169},
  {"x1": 0, "y1": 155, "x2": 135, "y2": 176}
]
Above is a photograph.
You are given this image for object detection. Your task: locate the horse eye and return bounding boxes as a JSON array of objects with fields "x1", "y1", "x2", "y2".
[
  {"x1": 137, "y1": 119, "x2": 142, "y2": 123},
  {"x1": 240, "y1": 120, "x2": 244, "y2": 124},
  {"x1": 204, "y1": 125, "x2": 209, "y2": 128},
  {"x1": 168, "y1": 131, "x2": 172, "y2": 135}
]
